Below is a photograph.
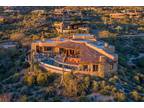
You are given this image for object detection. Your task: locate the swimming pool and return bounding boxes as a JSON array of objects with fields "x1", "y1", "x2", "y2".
[{"x1": 41, "y1": 58, "x2": 77, "y2": 70}]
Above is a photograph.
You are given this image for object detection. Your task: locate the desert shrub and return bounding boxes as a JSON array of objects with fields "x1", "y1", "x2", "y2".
[
  {"x1": 12, "y1": 72, "x2": 20, "y2": 82},
  {"x1": 114, "y1": 91, "x2": 126, "y2": 101},
  {"x1": 92, "y1": 80, "x2": 99, "y2": 92},
  {"x1": 76, "y1": 76, "x2": 92, "y2": 96},
  {"x1": 99, "y1": 30, "x2": 116, "y2": 38},
  {"x1": 130, "y1": 90, "x2": 141, "y2": 101},
  {"x1": 36, "y1": 73, "x2": 48, "y2": 86},
  {"x1": 136, "y1": 57, "x2": 144, "y2": 68},
  {"x1": 47, "y1": 73, "x2": 59, "y2": 84},
  {"x1": 109, "y1": 75, "x2": 118, "y2": 84},
  {"x1": 99, "y1": 80, "x2": 106, "y2": 89},
  {"x1": 10, "y1": 32, "x2": 25, "y2": 42},
  {"x1": 79, "y1": 96, "x2": 90, "y2": 102},
  {"x1": 52, "y1": 96, "x2": 61, "y2": 102},
  {"x1": 19, "y1": 95, "x2": 28, "y2": 102},
  {"x1": 24, "y1": 74, "x2": 35, "y2": 86},
  {"x1": 63, "y1": 73, "x2": 78, "y2": 97},
  {"x1": 44, "y1": 86, "x2": 56, "y2": 100},
  {"x1": 134, "y1": 75, "x2": 140, "y2": 84}
]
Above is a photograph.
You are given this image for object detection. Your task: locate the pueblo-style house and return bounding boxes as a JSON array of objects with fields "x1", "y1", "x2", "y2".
[
  {"x1": 53, "y1": 22, "x2": 89, "y2": 34},
  {"x1": 109, "y1": 11, "x2": 142, "y2": 19},
  {"x1": 31, "y1": 34, "x2": 118, "y2": 77}
]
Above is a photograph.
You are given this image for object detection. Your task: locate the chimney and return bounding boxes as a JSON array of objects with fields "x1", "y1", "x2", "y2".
[{"x1": 99, "y1": 56, "x2": 105, "y2": 63}]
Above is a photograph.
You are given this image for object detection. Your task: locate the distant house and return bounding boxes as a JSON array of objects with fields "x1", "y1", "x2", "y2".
[
  {"x1": 53, "y1": 8, "x2": 64, "y2": 17},
  {"x1": 31, "y1": 9, "x2": 47, "y2": 16},
  {"x1": 0, "y1": 41, "x2": 18, "y2": 49},
  {"x1": 126, "y1": 12, "x2": 142, "y2": 18},
  {"x1": 109, "y1": 13, "x2": 126, "y2": 19},
  {"x1": 53, "y1": 21, "x2": 89, "y2": 34},
  {"x1": 31, "y1": 34, "x2": 118, "y2": 77},
  {"x1": 110, "y1": 11, "x2": 142, "y2": 19},
  {"x1": 72, "y1": 34, "x2": 95, "y2": 40},
  {"x1": 4, "y1": 9, "x2": 20, "y2": 14}
]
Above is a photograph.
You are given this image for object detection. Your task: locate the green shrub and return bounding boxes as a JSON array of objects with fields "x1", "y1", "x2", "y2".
[{"x1": 36, "y1": 73, "x2": 48, "y2": 86}]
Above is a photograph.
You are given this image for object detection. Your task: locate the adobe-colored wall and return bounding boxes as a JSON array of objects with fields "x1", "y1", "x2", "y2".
[{"x1": 32, "y1": 40, "x2": 118, "y2": 78}]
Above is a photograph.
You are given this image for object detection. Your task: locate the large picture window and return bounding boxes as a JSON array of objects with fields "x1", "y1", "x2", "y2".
[{"x1": 83, "y1": 65, "x2": 88, "y2": 71}]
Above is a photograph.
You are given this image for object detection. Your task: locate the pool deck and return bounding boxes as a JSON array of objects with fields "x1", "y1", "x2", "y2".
[{"x1": 39, "y1": 60, "x2": 101, "y2": 76}]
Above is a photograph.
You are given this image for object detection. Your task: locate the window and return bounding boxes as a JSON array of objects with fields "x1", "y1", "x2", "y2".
[
  {"x1": 110, "y1": 64, "x2": 113, "y2": 70},
  {"x1": 83, "y1": 65, "x2": 88, "y2": 71},
  {"x1": 93, "y1": 65, "x2": 98, "y2": 71},
  {"x1": 36, "y1": 46, "x2": 40, "y2": 52},
  {"x1": 36, "y1": 46, "x2": 42, "y2": 52},
  {"x1": 59, "y1": 48, "x2": 64, "y2": 54},
  {"x1": 70, "y1": 50, "x2": 74, "y2": 55},
  {"x1": 44, "y1": 46, "x2": 52, "y2": 51}
]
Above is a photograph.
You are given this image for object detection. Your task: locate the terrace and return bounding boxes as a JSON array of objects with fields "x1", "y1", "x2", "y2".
[{"x1": 35, "y1": 53, "x2": 79, "y2": 72}]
